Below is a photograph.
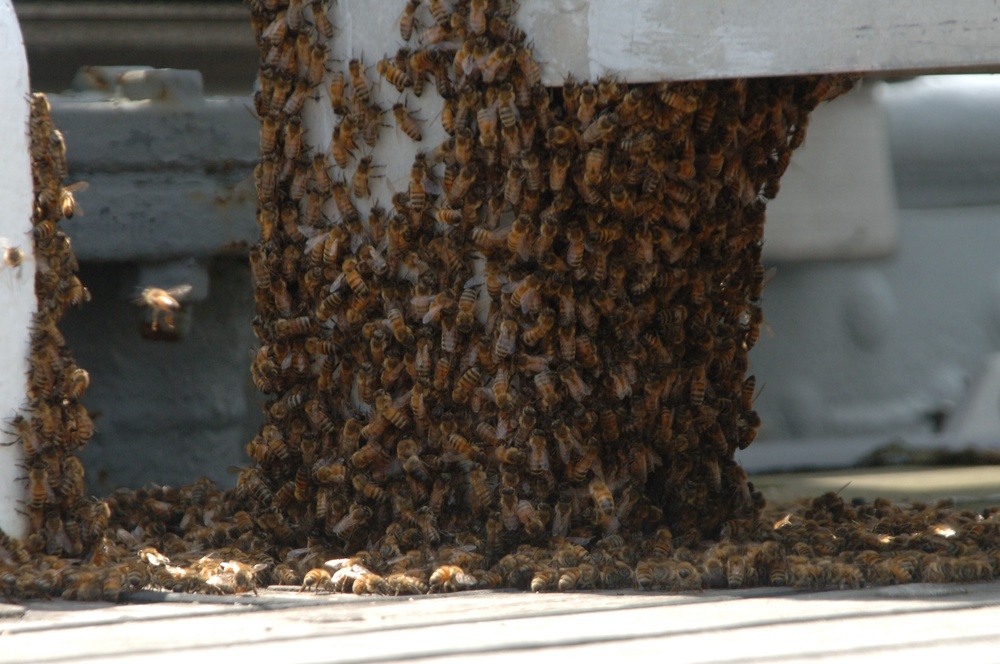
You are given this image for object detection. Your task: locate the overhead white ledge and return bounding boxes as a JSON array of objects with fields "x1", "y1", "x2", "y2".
[{"x1": 520, "y1": 1, "x2": 1000, "y2": 84}]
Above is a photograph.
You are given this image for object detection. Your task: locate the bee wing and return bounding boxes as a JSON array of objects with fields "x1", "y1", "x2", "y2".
[
  {"x1": 165, "y1": 284, "x2": 194, "y2": 300},
  {"x1": 463, "y1": 274, "x2": 486, "y2": 289},
  {"x1": 64, "y1": 181, "x2": 90, "y2": 194}
]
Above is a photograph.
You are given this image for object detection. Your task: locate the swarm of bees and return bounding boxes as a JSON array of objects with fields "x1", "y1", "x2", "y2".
[
  {"x1": 2, "y1": 92, "x2": 96, "y2": 558},
  {"x1": 240, "y1": 0, "x2": 859, "y2": 565},
  {"x1": 12, "y1": 0, "x2": 997, "y2": 603}
]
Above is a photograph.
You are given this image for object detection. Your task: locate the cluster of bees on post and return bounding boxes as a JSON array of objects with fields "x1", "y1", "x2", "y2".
[
  {"x1": 0, "y1": 92, "x2": 114, "y2": 599},
  {"x1": 10, "y1": 0, "x2": 1000, "y2": 602},
  {"x1": 238, "y1": 0, "x2": 861, "y2": 590}
]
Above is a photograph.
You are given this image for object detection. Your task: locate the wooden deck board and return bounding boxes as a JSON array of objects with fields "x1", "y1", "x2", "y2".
[{"x1": 4, "y1": 582, "x2": 1000, "y2": 663}]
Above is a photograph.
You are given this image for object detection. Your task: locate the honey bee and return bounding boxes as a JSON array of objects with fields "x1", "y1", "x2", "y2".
[
  {"x1": 348, "y1": 59, "x2": 372, "y2": 107},
  {"x1": 467, "y1": 465, "x2": 492, "y2": 513},
  {"x1": 340, "y1": 257, "x2": 368, "y2": 297},
  {"x1": 2, "y1": 245, "x2": 24, "y2": 273},
  {"x1": 520, "y1": 309, "x2": 554, "y2": 347},
  {"x1": 504, "y1": 163, "x2": 524, "y2": 207},
  {"x1": 514, "y1": 46, "x2": 541, "y2": 88},
  {"x1": 301, "y1": 568, "x2": 334, "y2": 592},
  {"x1": 456, "y1": 286, "x2": 478, "y2": 332},
  {"x1": 577, "y1": 84, "x2": 598, "y2": 128},
  {"x1": 26, "y1": 467, "x2": 54, "y2": 511},
  {"x1": 398, "y1": 0, "x2": 420, "y2": 41},
  {"x1": 377, "y1": 391, "x2": 412, "y2": 430},
  {"x1": 408, "y1": 153, "x2": 430, "y2": 213},
  {"x1": 516, "y1": 499, "x2": 545, "y2": 537},
  {"x1": 447, "y1": 163, "x2": 477, "y2": 204},
  {"x1": 353, "y1": 472, "x2": 388, "y2": 502},
  {"x1": 476, "y1": 107, "x2": 499, "y2": 150},
  {"x1": 377, "y1": 57, "x2": 412, "y2": 92},
  {"x1": 352, "y1": 156, "x2": 375, "y2": 199},
  {"x1": 566, "y1": 441, "x2": 598, "y2": 483},
  {"x1": 59, "y1": 181, "x2": 89, "y2": 219},
  {"x1": 429, "y1": 565, "x2": 476, "y2": 593},
  {"x1": 482, "y1": 43, "x2": 515, "y2": 84},
  {"x1": 312, "y1": 459, "x2": 347, "y2": 485},
  {"x1": 504, "y1": 272, "x2": 540, "y2": 314},
  {"x1": 331, "y1": 504, "x2": 371, "y2": 539},
  {"x1": 581, "y1": 112, "x2": 618, "y2": 143},
  {"x1": 689, "y1": 365, "x2": 707, "y2": 406},
  {"x1": 489, "y1": 15, "x2": 526, "y2": 43},
  {"x1": 392, "y1": 102, "x2": 423, "y2": 142},
  {"x1": 416, "y1": 506, "x2": 441, "y2": 545},
  {"x1": 134, "y1": 284, "x2": 192, "y2": 332},
  {"x1": 63, "y1": 367, "x2": 90, "y2": 402},
  {"x1": 452, "y1": 365, "x2": 482, "y2": 404}
]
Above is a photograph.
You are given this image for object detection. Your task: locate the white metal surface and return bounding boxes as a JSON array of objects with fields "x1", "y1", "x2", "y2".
[
  {"x1": 763, "y1": 82, "x2": 898, "y2": 261},
  {"x1": 0, "y1": 0, "x2": 35, "y2": 540}
]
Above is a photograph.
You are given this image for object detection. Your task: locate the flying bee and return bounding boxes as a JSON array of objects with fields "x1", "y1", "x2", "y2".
[
  {"x1": 392, "y1": 102, "x2": 423, "y2": 142},
  {"x1": 134, "y1": 284, "x2": 192, "y2": 332},
  {"x1": 3, "y1": 246, "x2": 25, "y2": 274},
  {"x1": 59, "y1": 181, "x2": 89, "y2": 219}
]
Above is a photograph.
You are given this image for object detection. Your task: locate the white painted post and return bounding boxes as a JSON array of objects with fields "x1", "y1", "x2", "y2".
[{"x1": 0, "y1": 0, "x2": 35, "y2": 541}]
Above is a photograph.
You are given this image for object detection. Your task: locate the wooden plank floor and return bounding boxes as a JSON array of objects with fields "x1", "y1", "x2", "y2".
[
  {"x1": 6, "y1": 465, "x2": 1000, "y2": 663},
  {"x1": 4, "y1": 581, "x2": 1000, "y2": 663}
]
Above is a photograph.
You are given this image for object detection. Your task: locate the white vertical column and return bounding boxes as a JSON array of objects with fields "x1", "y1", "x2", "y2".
[{"x1": 0, "y1": 0, "x2": 35, "y2": 541}]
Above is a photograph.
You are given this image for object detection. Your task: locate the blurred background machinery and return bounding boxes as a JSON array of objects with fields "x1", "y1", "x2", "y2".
[{"x1": 15, "y1": 1, "x2": 1000, "y2": 491}]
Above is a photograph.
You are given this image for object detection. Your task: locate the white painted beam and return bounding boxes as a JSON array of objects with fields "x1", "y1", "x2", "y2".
[
  {"x1": 520, "y1": 1, "x2": 1000, "y2": 84},
  {"x1": 0, "y1": 0, "x2": 34, "y2": 541}
]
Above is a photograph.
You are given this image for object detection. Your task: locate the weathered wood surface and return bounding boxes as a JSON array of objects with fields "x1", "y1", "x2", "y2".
[
  {"x1": 4, "y1": 581, "x2": 1000, "y2": 663},
  {"x1": 522, "y1": 0, "x2": 1000, "y2": 83}
]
